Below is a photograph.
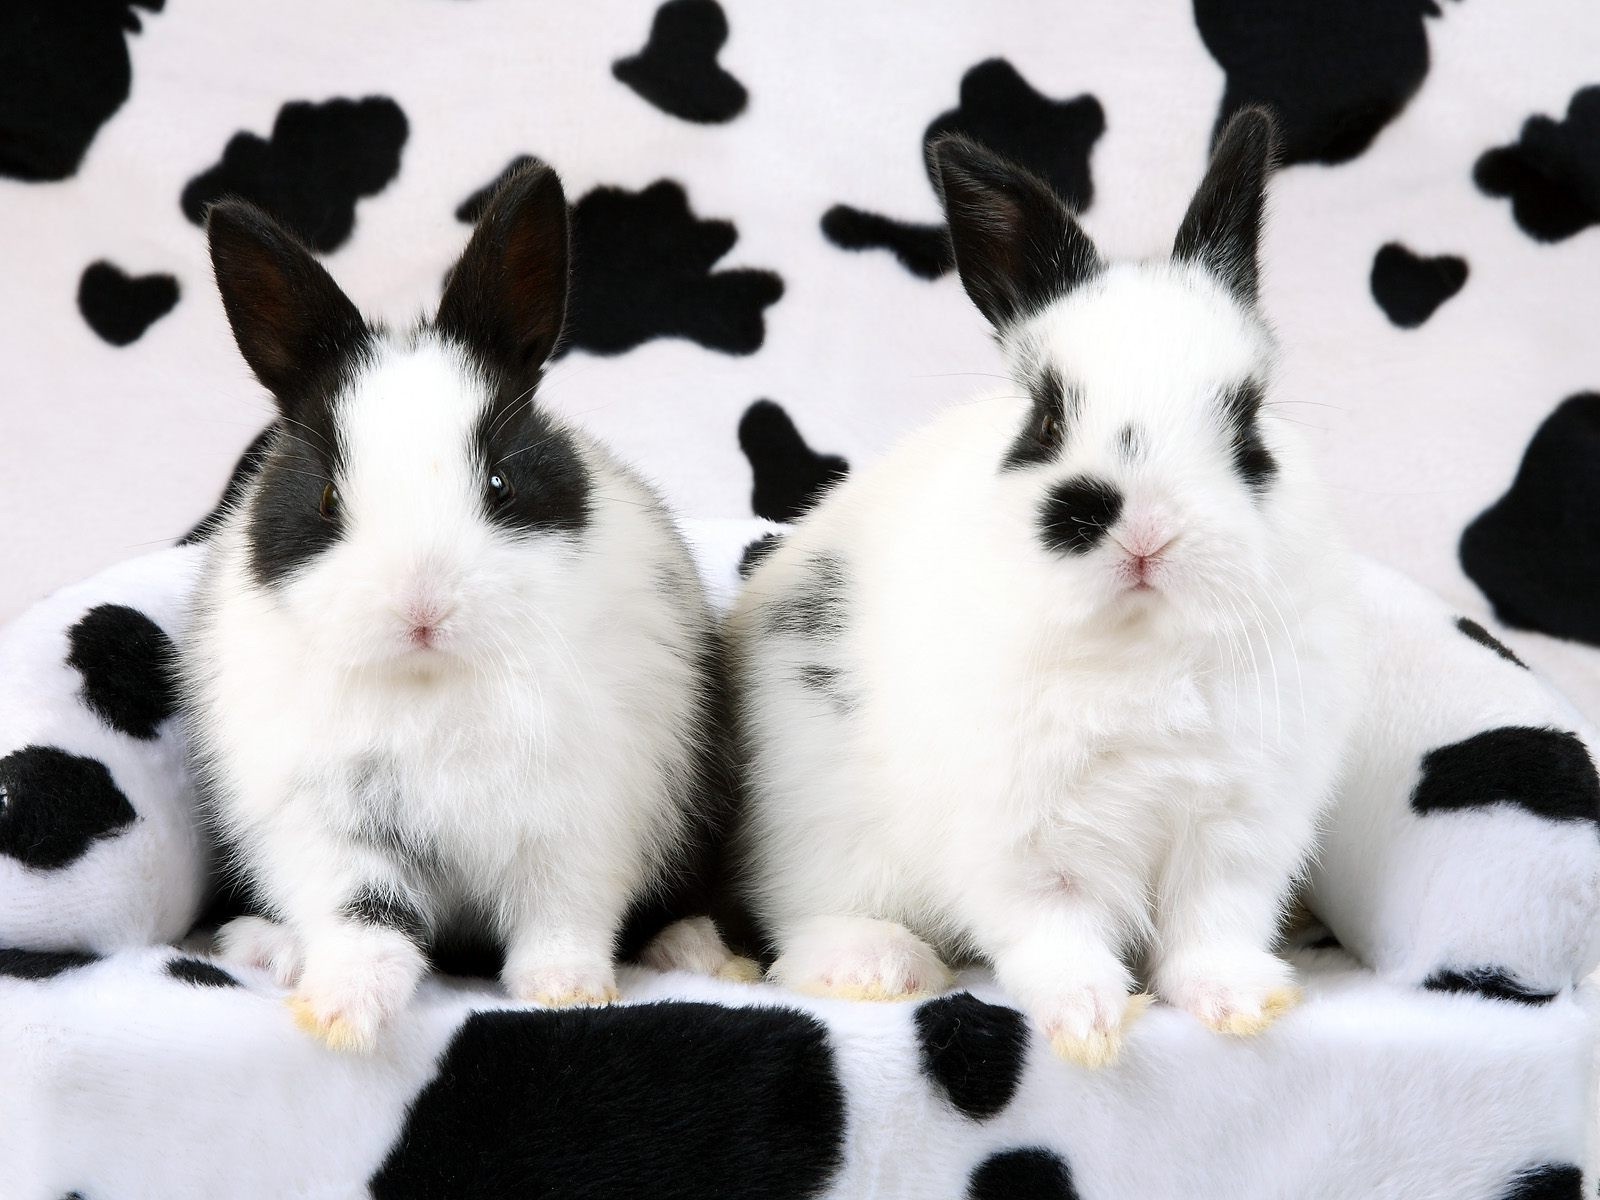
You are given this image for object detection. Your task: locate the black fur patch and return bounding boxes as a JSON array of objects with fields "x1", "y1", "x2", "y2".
[
  {"x1": 181, "y1": 424, "x2": 277, "y2": 544},
  {"x1": 246, "y1": 422, "x2": 353, "y2": 590},
  {"x1": 1307, "y1": 932, "x2": 1343, "y2": 951},
  {"x1": 764, "y1": 556, "x2": 847, "y2": 639},
  {"x1": 967, "y1": 1148, "x2": 1080, "y2": 1200},
  {"x1": 1461, "y1": 394, "x2": 1600, "y2": 647},
  {"x1": 1039, "y1": 477, "x2": 1123, "y2": 556},
  {"x1": 1475, "y1": 87, "x2": 1600, "y2": 243},
  {"x1": 1221, "y1": 379, "x2": 1277, "y2": 494},
  {"x1": 738, "y1": 533, "x2": 782, "y2": 578},
  {"x1": 76, "y1": 261, "x2": 179, "y2": 346},
  {"x1": 181, "y1": 96, "x2": 408, "y2": 251},
  {"x1": 0, "y1": 947, "x2": 98, "y2": 981},
  {"x1": 1410, "y1": 727, "x2": 1600, "y2": 825},
  {"x1": 470, "y1": 378, "x2": 592, "y2": 538},
  {"x1": 915, "y1": 992, "x2": 1029, "y2": 1121},
  {"x1": 0, "y1": 0, "x2": 161, "y2": 181},
  {"x1": 1195, "y1": 0, "x2": 1448, "y2": 167},
  {"x1": 613, "y1": 0, "x2": 747, "y2": 124},
  {"x1": 1498, "y1": 1163, "x2": 1583, "y2": 1200},
  {"x1": 1370, "y1": 243, "x2": 1467, "y2": 328},
  {"x1": 343, "y1": 887, "x2": 427, "y2": 944},
  {"x1": 823, "y1": 59, "x2": 1102, "y2": 282},
  {"x1": 66, "y1": 604, "x2": 178, "y2": 739},
  {"x1": 1423, "y1": 967, "x2": 1556, "y2": 1007},
  {"x1": 369, "y1": 1004, "x2": 846, "y2": 1198},
  {"x1": 0, "y1": 745, "x2": 137, "y2": 870},
  {"x1": 166, "y1": 957, "x2": 241, "y2": 989},
  {"x1": 1456, "y1": 617, "x2": 1527, "y2": 669},
  {"x1": 1002, "y1": 367, "x2": 1071, "y2": 472},
  {"x1": 796, "y1": 664, "x2": 852, "y2": 716},
  {"x1": 738, "y1": 400, "x2": 849, "y2": 522}
]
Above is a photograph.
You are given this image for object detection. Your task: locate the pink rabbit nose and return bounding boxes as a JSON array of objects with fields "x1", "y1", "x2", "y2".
[
  {"x1": 1125, "y1": 535, "x2": 1176, "y2": 589},
  {"x1": 405, "y1": 602, "x2": 454, "y2": 648}
]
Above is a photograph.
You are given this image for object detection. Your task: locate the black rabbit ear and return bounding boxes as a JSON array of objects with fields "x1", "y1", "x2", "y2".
[
  {"x1": 930, "y1": 134, "x2": 1101, "y2": 330},
  {"x1": 207, "y1": 200, "x2": 369, "y2": 415},
  {"x1": 1173, "y1": 107, "x2": 1279, "y2": 306},
  {"x1": 437, "y1": 158, "x2": 570, "y2": 382}
]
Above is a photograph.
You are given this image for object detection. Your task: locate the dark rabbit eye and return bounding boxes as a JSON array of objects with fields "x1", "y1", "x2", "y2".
[
  {"x1": 487, "y1": 470, "x2": 515, "y2": 508},
  {"x1": 1038, "y1": 412, "x2": 1059, "y2": 445},
  {"x1": 319, "y1": 483, "x2": 340, "y2": 521}
]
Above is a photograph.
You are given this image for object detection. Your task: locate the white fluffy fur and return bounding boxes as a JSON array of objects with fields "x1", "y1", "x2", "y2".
[
  {"x1": 730, "y1": 261, "x2": 1358, "y2": 1061},
  {"x1": 181, "y1": 333, "x2": 724, "y2": 1049}
]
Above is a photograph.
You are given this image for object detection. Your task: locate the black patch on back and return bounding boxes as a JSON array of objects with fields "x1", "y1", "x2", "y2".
[
  {"x1": 1423, "y1": 967, "x2": 1556, "y2": 1007},
  {"x1": 1195, "y1": 0, "x2": 1447, "y2": 167},
  {"x1": 166, "y1": 957, "x2": 241, "y2": 989},
  {"x1": 469, "y1": 369, "x2": 592, "y2": 538},
  {"x1": 967, "y1": 1148, "x2": 1080, "y2": 1200},
  {"x1": 822, "y1": 59, "x2": 1103, "y2": 281},
  {"x1": 76, "y1": 261, "x2": 179, "y2": 346},
  {"x1": 66, "y1": 604, "x2": 178, "y2": 739},
  {"x1": 613, "y1": 0, "x2": 747, "y2": 124},
  {"x1": 1039, "y1": 477, "x2": 1123, "y2": 556},
  {"x1": 1475, "y1": 87, "x2": 1600, "y2": 243},
  {"x1": 915, "y1": 992, "x2": 1028, "y2": 1121},
  {"x1": 1460, "y1": 393, "x2": 1600, "y2": 647},
  {"x1": 1498, "y1": 1163, "x2": 1583, "y2": 1200},
  {"x1": 765, "y1": 556, "x2": 847, "y2": 639},
  {"x1": 0, "y1": 947, "x2": 99, "y2": 981},
  {"x1": 181, "y1": 96, "x2": 408, "y2": 252},
  {"x1": 738, "y1": 533, "x2": 782, "y2": 578},
  {"x1": 738, "y1": 400, "x2": 849, "y2": 522},
  {"x1": 1410, "y1": 727, "x2": 1600, "y2": 825},
  {"x1": 0, "y1": 745, "x2": 137, "y2": 870},
  {"x1": 1370, "y1": 243, "x2": 1467, "y2": 328},
  {"x1": 181, "y1": 424, "x2": 278, "y2": 544},
  {"x1": 1456, "y1": 617, "x2": 1527, "y2": 669},
  {"x1": 369, "y1": 1004, "x2": 845, "y2": 1199},
  {"x1": 0, "y1": 0, "x2": 161, "y2": 182},
  {"x1": 343, "y1": 886, "x2": 427, "y2": 944},
  {"x1": 1001, "y1": 366, "x2": 1072, "y2": 473},
  {"x1": 1221, "y1": 379, "x2": 1277, "y2": 494}
]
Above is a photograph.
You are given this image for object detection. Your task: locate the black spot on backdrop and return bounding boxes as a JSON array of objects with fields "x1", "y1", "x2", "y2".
[
  {"x1": 0, "y1": 0, "x2": 161, "y2": 182},
  {"x1": 1476, "y1": 87, "x2": 1600, "y2": 243},
  {"x1": 1461, "y1": 394, "x2": 1600, "y2": 646},
  {"x1": 1410, "y1": 726, "x2": 1600, "y2": 825},
  {"x1": 1369, "y1": 243, "x2": 1467, "y2": 328},
  {"x1": 166, "y1": 957, "x2": 241, "y2": 989},
  {"x1": 0, "y1": 745, "x2": 137, "y2": 870},
  {"x1": 66, "y1": 603, "x2": 178, "y2": 739},
  {"x1": 1195, "y1": 0, "x2": 1449, "y2": 166},
  {"x1": 0, "y1": 947, "x2": 99, "y2": 981},
  {"x1": 822, "y1": 59, "x2": 1104, "y2": 279},
  {"x1": 369, "y1": 1003, "x2": 845, "y2": 1199},
  {"x1": 1423, "y1": 967, "x2": 1557, "y2": 1006},
  {"x1": 914, "y1": 992, "x2": 1029, "y2": 1121},
  {"x1": 737, "y1": 400, "x2": 848, "y2": 522},
  {"x1": 77, "y1": 261, "x2": 179, "y2": 346},
  {"x1": 1499, "y1": 1163, "x2": 1583, "y2": 1200},
  {"x1": 967, "y1": 1148, "x2": 1080, "y2": 1200},
  {"x1": 613, "y1": 0, "x2": 747, "y2": 124},
  {"x1": 181, "y1": 96, "x2": 407, "y2": 252},
  {"x1": 1456, "y1": 617, "x2": 1527, "y2": 669},
  {"x1": 739, "y1": 532, "x2": 782, "y2": 578},
  {"x1": 180, "y1": 423, "x2": 277, "y2": 544}
]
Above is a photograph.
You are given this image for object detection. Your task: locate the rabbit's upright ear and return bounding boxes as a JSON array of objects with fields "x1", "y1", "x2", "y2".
[
  {"x1": 207, "y1": 200, "x2": 368, "y2": 416},
  {"x1": 930, "y1": 134, "x2": 1101, "y2": 331},
  {"x1": 1173, "y1": 107, "x2": 1278, "y2": 306},
  {"x1": 437, "y1": 159, "x2": 570, "y2": 383}
]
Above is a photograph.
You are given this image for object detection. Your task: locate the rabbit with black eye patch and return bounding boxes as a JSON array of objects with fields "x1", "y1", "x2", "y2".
[
  {"x1": 179, "y1": 162, "x2": 751, "y2": 1053},
  {"x1": 729, "y1": 110, "x2": 1357, "y2": 1068}
]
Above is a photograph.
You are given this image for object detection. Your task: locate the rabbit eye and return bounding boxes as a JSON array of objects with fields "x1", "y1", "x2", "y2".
[
  {"x1": 487, "y1": 470, "x2": 515, "y2": 509},
  {"x1": 319, "y1": 483, "x2": 340, "y2": 522},
  {"x1": 1037, "y1": 412, "x2": 1059, "y2": 445}
]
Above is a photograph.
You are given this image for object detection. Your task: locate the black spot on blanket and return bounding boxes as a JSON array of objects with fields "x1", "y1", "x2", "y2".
[
  {"x1": 915, "y1": 992, "x2": 1029, "y2": 1121},
  {"x1": 0, "y1": 746, "x2": 137, "y2": 870},
  {"x1": 0, "y1": 947, "x2": 99, "y2": 981},
  {"x1": 1461, "y1": 394, "x2": 1600, "y2": 647},
  {"x1": 738, "y1": 400, "x2": 848, "y2": 523},
  {"x1": 1498, "y1": 1162, "x2": 1583, "y2": 1200},
  {"x1": 181, "y1": 96, "x2": 408, "y2": 252},
  {"x1": 369, "y1": 1003, "x2": 845, "y2": 1199},
  {"x1": 823, "y1": 59, "x2": 1102, "y2": 280},
  {"x1": 1475, "y1": 87, "x2": 1600, "y2": 243},
  {"x1": 1456, "y1": 617, "x2": 1527, "y2": 669},
  {"x1": 1195, "y1": 0, "x2": 1449, "y2": 167},
  {"x1": 0, "y1": 0, "x2": 162, "y2": 182},
  {"x1": 968, "y1": 1148, "x2": 1080, "y2": 1200},
  {"x1": 1423, "y1": 967, "x2": 1557, "y2": 1007},
  {"x1": 1369, "y1": 243, "x2": 1467, "y2": 328},
  {"x1": 66, "y1": 604, "x2": 178, "y2": 739},
  {"x1": 738, "y1": 533, "x2": 782, "y2": 578},
  {"x1": 166, "y1": 957, "x2": 241, "y2": 989},
  {"x1": 180, "y1": 423, "x2": 277, "y2": 544},
  {"x1": 77, "y1": 262, "x2": 179, "y2": 346},
  {"x1": 613, "y1": 0, "x2": 747, "y2": 124},
  {"x1": 1410, "y1": 727, "x2": 1599, "y2": 825}
]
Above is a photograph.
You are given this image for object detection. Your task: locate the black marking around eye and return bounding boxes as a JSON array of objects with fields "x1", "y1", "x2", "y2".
[
  {"x1": 470, "y1": 372, "x2": 592, "y2": 538},
  {"x1": 1410, "y1": 726, "x2": 1599, "y2": 824},
  {"x1": 1455, "y1": 617, "x2": 1527, "y2": 669},
  {"x1": 1001, "y1": 366, "x2": 1071, "y2": 472},
  {"x1": 765, "y1": 556, "x2": 847, "y2": 639},
  {"x1": 1038, "y1": 477, "x2": 1122, "y2": 556},
  {"x1": 1422, "y1": 967, "x2": 1556, "y2": 1007},
  {"x1": 1221, "y1": 379, "x2": 1276, "y2": 494},
  {"x1": 247, "y1": 425, "x2": 347, "y2": 589}
]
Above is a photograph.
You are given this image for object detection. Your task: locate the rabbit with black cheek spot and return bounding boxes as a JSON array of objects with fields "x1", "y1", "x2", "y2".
[
  {"x1": 729, "y1": 110, "x2": 1356, "y2": 1067},
  {"x1": 180, "y1": 162, "x2": 750, "y2": 1053}
]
